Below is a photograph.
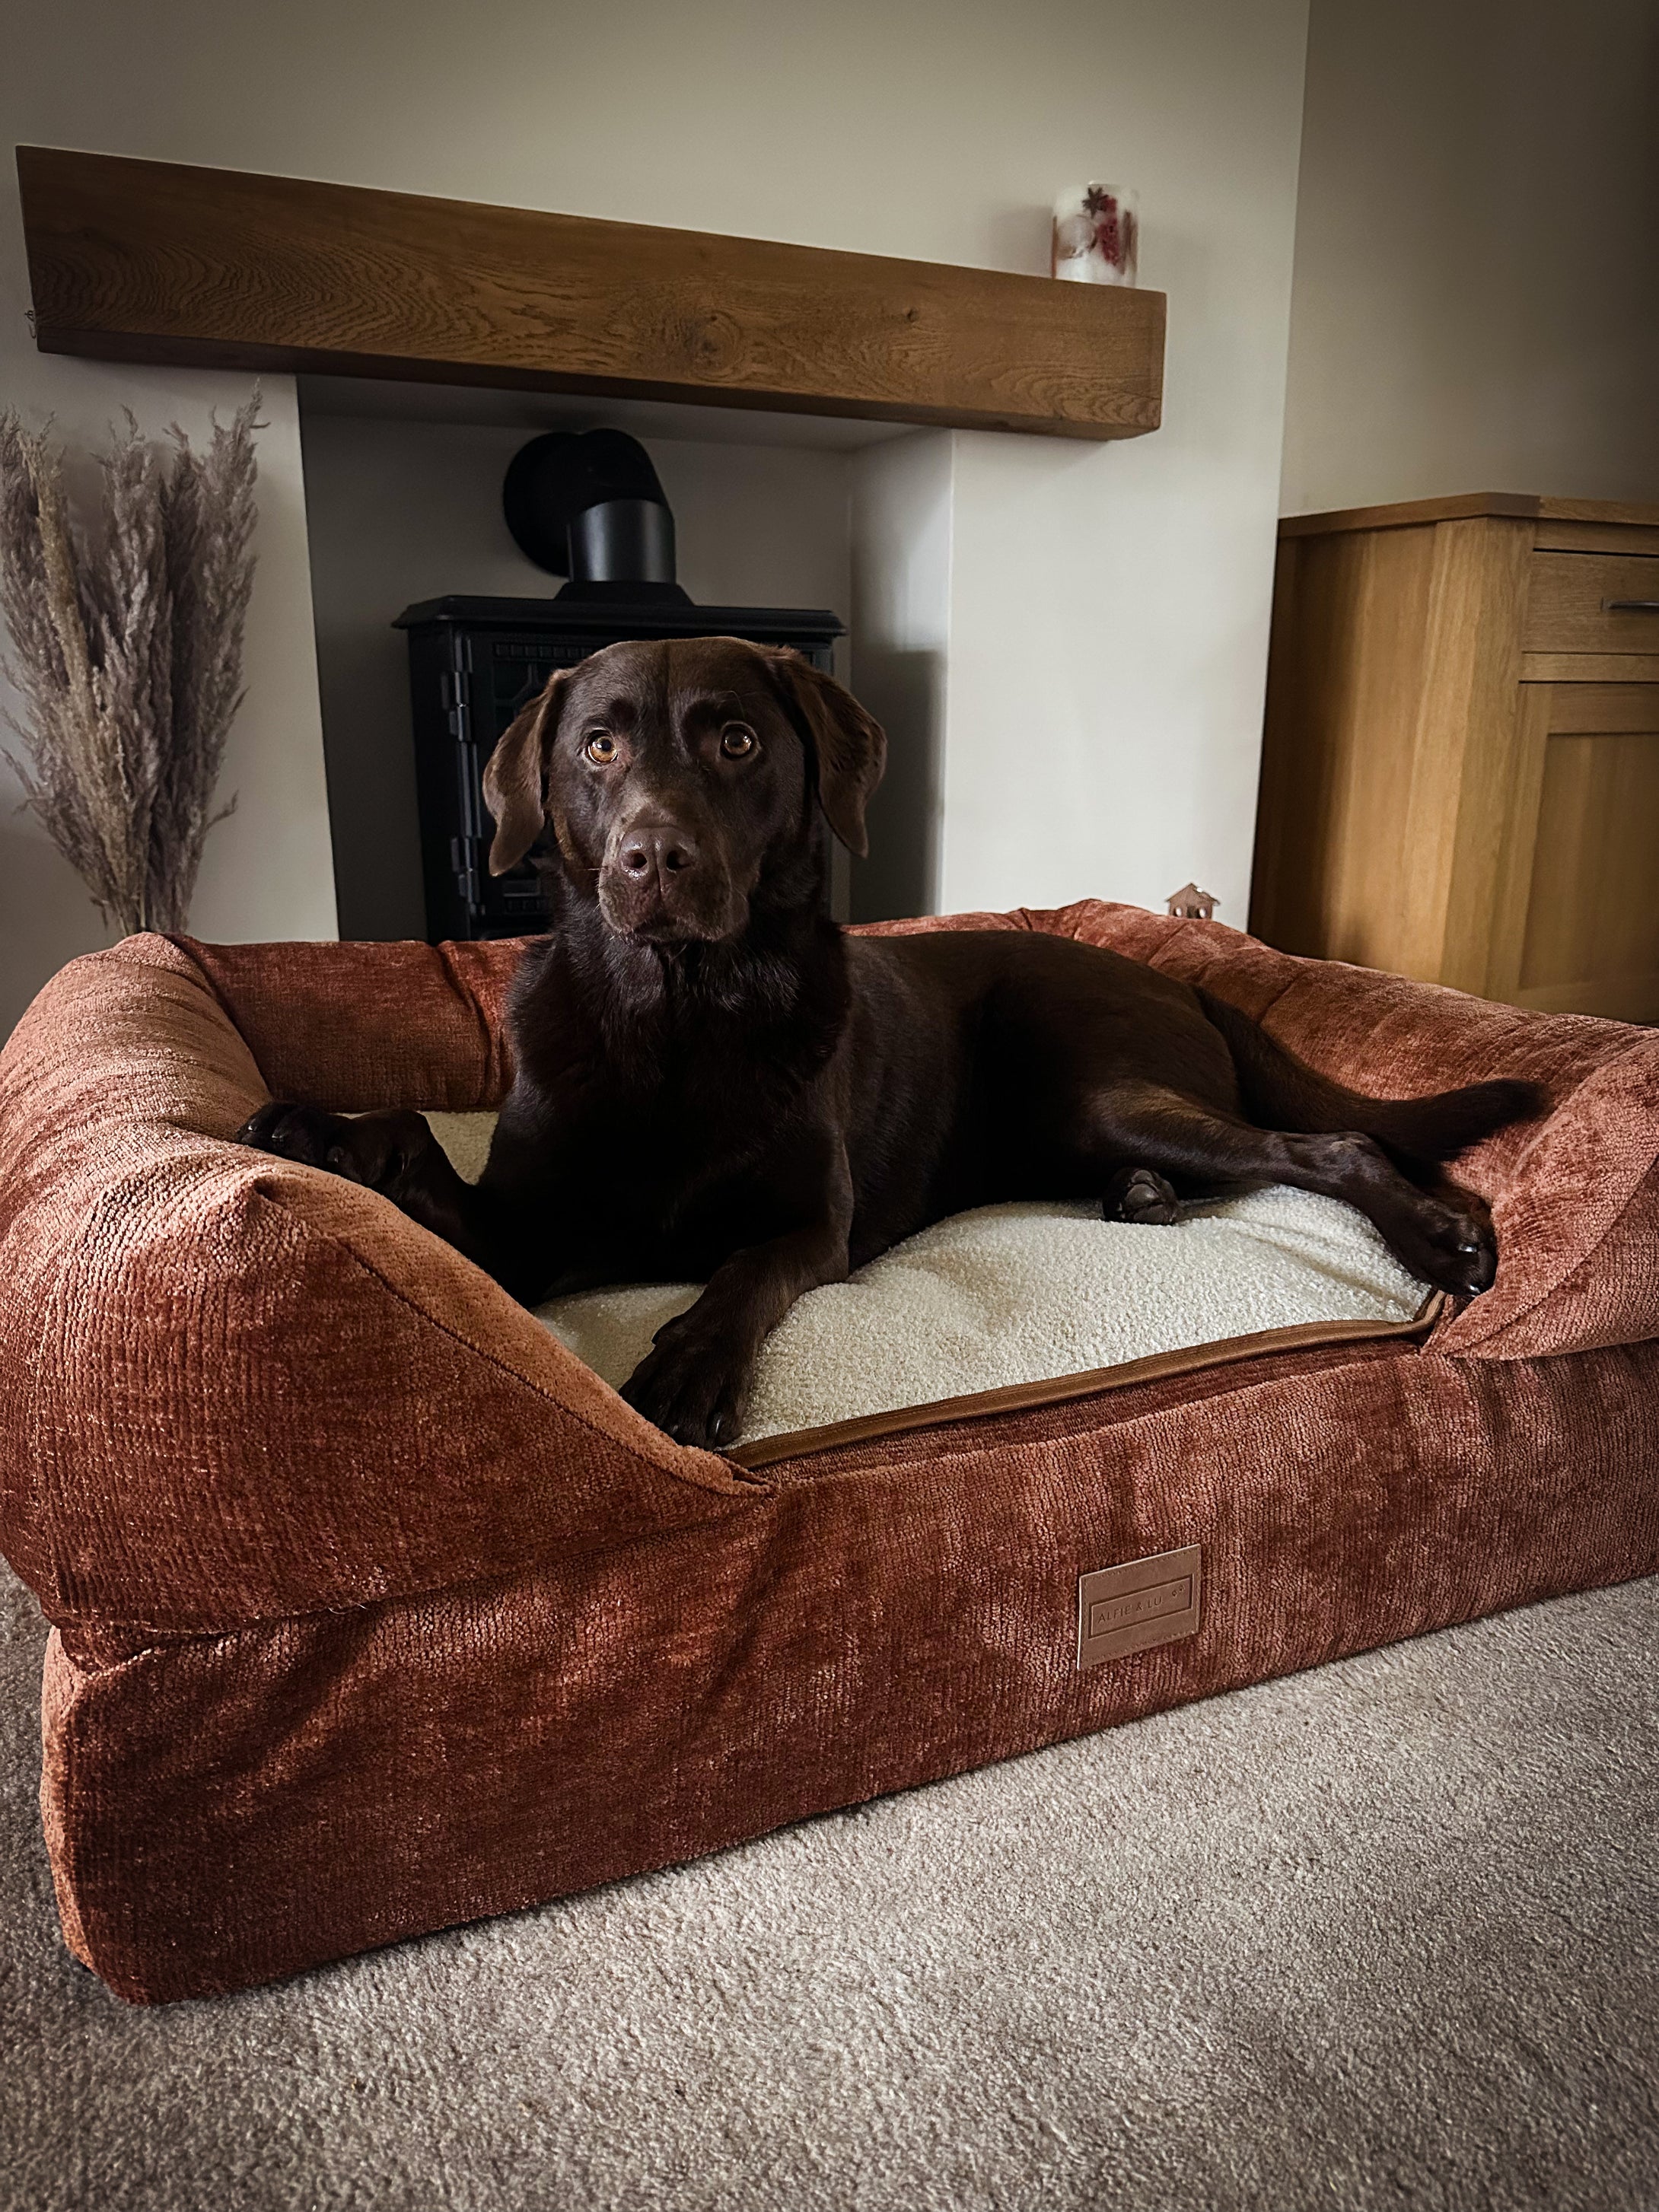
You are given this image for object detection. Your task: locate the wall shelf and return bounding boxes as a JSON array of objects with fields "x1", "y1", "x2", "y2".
[{"x1": 18, "y1": 147, "x2": 1165, "y2": 443}]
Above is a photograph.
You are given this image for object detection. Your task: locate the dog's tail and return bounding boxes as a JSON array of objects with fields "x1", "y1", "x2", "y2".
[{"x1": 1196, "y1": 988, "x2": 1542, "y2": 1166}]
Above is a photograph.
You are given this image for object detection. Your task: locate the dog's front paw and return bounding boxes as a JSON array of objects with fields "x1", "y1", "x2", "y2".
[
  {"x1": 236, "y1": 1100, "x2": 352, "y2": 1170},
  {"x1": 620, "y1": 1310, "x2": 756, "y2": 1451},
  {"x1": 234, "y1": 1102, "x2": 432, "y2": 1194}
]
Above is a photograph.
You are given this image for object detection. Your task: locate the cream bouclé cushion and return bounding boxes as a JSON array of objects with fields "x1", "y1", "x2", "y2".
[{"x1": 425, "y1": 1114, "x2": 1428, "y2": 1446}]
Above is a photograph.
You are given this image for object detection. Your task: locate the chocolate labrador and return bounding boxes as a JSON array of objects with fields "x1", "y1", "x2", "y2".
[{"x1": 238, "y1": 638, "x2": 1537, "y2": 1448}]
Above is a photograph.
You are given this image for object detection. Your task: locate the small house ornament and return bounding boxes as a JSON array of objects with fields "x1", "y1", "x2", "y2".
[{"x1": 1166, "y1": 883, "x2": 1218, "y2": 921}]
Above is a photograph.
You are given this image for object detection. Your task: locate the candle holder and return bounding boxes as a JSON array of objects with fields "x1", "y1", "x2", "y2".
[{"x1": 1052, "y1": 183, "x2": 1138, "y2": 286}]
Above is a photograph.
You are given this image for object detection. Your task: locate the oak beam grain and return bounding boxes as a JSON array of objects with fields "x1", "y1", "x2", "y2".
[{"x1": 18, "y1": 147, "x2": 1165, "y2": 441}]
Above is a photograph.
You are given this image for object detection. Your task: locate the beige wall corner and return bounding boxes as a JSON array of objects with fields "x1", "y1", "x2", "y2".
[{"x1": 1281, "y1": 0, "x2": 1659, "y2": 514}]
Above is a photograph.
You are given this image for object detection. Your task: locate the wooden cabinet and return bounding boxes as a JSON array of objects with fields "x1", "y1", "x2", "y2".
[{"x1": 1250, "y1": 493, "x2": 1659, "y2": 1020}]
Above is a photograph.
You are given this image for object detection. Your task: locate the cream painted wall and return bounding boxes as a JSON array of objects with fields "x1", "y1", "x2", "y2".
[
  {"x1": 1281, "y1": 0, "x2": 1659, "y2": 514},
  {"x1": 2, "y1": 0, "x2": 1310, "y2": 1033},
  {"x1": 0, "y1": 44, "x2": 341, "y2": 1035},
  {"x1": 858, "y1": 0, "x2": 1309, "y2": 925},
  {"x1": 848, "y1": 8, "x2": 1311, "y2": 923}
]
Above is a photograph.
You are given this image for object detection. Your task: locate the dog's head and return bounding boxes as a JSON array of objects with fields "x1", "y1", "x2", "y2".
[{"x1": 482, "y1": 636, "x2": 886, "y2": 944}]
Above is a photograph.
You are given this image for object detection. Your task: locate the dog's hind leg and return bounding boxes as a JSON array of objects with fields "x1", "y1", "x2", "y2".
[
  {"x1": 1081, "y1": 1084, "x2": 1498, "y2": 1295},
  {"x1": 1100, "y1": 1164, "x2": 1181, "y2": 1226}
]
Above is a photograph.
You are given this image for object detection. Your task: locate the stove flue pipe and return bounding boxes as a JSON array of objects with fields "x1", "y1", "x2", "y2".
[{"x1": 503, "y1": 429, "x2": 680, "y2": 594}]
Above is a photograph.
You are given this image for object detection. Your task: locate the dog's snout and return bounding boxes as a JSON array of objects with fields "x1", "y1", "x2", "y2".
[
  {"x1": 591, "y1": 737, "x2": 748, "y2": 941},
  {"x1": 619, "y1": 823, "x2": 699, "y2": 880}
]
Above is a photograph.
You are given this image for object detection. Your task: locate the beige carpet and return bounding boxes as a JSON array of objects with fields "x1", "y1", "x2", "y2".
[{"x1": 2, "y1": 1561, "x2": 1654, "y2": 2212}]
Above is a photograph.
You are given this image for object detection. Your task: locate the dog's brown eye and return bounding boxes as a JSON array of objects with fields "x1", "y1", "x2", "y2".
[
  {"x1": 584, "y1": 731, "x2": 617, "y2": 765},
  {"x1": 720, "y1": 726, "x2": 756, "y2": 759}
]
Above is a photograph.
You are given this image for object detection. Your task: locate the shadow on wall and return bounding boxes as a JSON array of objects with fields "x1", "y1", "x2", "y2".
[
  {"x1": 315, "y1": 620, "x2": 429, "y2": 943},
  {"x1": 0, "y1": 823, "x2": 110, "y2": 1037},
  {"x1": 849, "y1": 645, "x2": 943, "y2": 924}
]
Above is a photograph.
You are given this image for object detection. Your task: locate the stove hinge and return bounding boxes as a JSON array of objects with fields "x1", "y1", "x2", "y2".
[{"x1": 441, "y1": 639, "x2": 485, "y2": 911}]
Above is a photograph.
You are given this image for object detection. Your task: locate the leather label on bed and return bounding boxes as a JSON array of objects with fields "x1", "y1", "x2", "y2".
[{"x1": 1077, "y1": 1545, "x2": 1202, "y2": 1669}]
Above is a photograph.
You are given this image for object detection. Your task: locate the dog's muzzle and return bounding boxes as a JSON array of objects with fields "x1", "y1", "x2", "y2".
[{"x1": 598, "y1": 815, "x2": 743, "y2": 942}]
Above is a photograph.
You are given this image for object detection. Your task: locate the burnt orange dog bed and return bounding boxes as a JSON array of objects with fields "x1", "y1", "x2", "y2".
[{"x1": 2, "y1": 899, "x2": 1656, "y2": 2004}]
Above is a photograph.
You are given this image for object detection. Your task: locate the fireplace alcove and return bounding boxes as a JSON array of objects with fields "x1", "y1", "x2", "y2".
[{"x1": 298, "y1": 377, "x2": 910, "y2": 940}]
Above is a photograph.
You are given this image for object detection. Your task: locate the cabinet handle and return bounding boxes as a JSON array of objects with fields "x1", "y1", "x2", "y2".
[{"x1": 1603, "y1": 599, "x2": 1659, "y2": 612}]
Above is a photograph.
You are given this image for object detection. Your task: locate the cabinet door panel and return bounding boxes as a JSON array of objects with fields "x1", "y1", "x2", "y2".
[{"x1": 1518, "y1": 699, "x2": 1659, "y2": 1019}]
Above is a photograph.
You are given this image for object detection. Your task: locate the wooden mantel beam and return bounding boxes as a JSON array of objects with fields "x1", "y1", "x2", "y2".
[{"x1": 18, "y1": 147, "x2": 1165, "y2": 442}]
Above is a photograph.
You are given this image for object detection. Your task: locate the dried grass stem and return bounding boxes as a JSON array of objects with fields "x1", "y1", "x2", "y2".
[{"x1": 0, "y1": 393, "x2": 260, "y2": 936}]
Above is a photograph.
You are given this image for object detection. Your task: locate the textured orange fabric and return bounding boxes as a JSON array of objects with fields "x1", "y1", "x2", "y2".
[
  {"x1": 180, "y1": 934, "x2": 523, "y2": 1112},
  {"x1": 0, "y1": 935, "x2": 744, "y2": 1652},
  {"x1": 38, "y1": 1334, "x2": 1659, "y2": 2003},
  {"x1": 2, "y1": 905, "x2": 1657, "y2": 2003}
]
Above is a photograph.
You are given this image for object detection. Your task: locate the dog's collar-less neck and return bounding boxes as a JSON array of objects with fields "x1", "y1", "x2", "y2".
[{"x1": 537, "y1": 863, "x2": 849, "y2": 1065}]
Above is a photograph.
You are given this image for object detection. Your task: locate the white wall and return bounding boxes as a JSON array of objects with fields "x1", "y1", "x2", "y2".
[
  {"x1": 849, "y1": 434, "x2": 954, "y2": 921},
  {"x1": 2, "y1": 0, "x2": 1311, "y2": 1033},
  {"x1": 1282, "y1": 0, "x2": 1659, "y2": 514},
  {"x1": 849, "y1": 6, "x2": 1311, "y2": 922}
]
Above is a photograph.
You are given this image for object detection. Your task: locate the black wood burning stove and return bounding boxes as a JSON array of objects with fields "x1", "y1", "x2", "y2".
[{"x1": 395, "y1": 430, "x2": 844, "y2": 943}]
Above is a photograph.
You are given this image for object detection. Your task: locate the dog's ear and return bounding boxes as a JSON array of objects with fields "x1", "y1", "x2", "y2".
[
  {"x1": 482, "y1": 669, "x2": 572, "y2": 875},
  {"x1": 763, "y1": 651, "x2": 887, "y2": 858}
]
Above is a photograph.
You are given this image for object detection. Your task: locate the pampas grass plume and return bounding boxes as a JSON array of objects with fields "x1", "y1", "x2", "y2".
[{"x1": 0, "y1": 392, "x2": 260, "y2": 937}]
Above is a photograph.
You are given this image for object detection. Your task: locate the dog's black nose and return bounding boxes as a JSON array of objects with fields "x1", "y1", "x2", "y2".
[{"x1": 619, "y1": 823, "x2": 699, "y2": 879}]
